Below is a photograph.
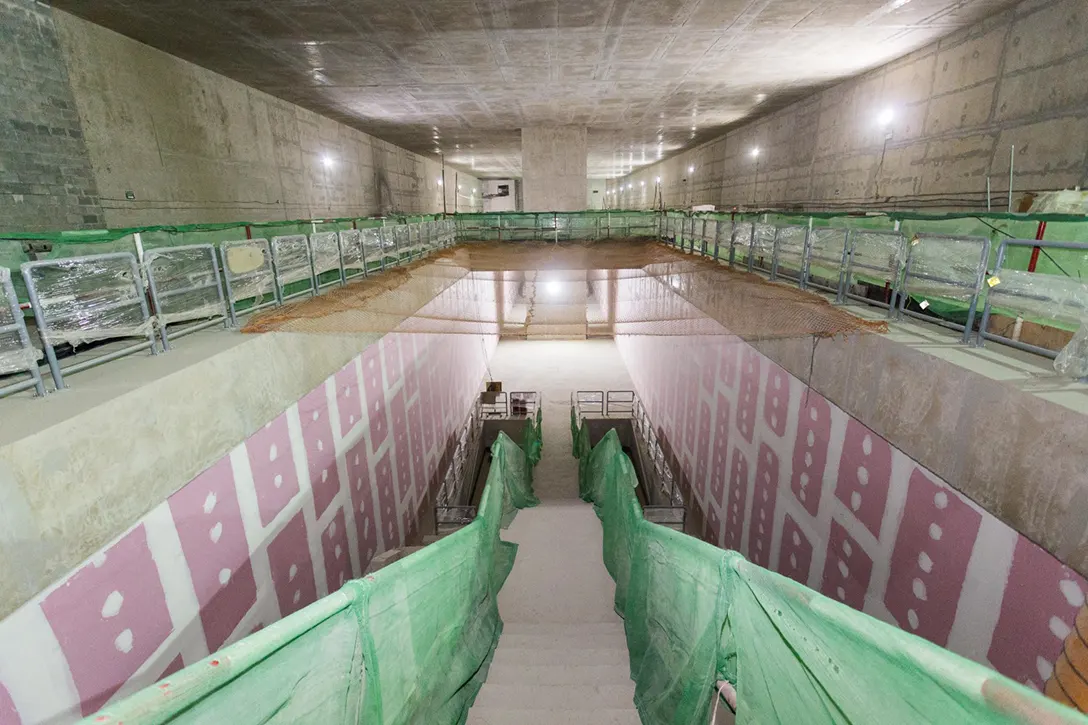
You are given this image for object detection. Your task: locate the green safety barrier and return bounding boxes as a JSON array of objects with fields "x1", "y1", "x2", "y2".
[
  {"x1": 82, "y1": 426, "x2": 540, "y2": 725},
  {"x1": 572, "y1": 416, "x2": 1088, "y2": 725}
]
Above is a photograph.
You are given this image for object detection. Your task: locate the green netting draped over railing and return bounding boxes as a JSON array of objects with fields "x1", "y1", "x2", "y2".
[
  {"x1": 572, "y1": 414, "x2": 1088, "y2": 725},
  {"x1": 82, "y1": 427, "x2": 540, "y2": 725}
]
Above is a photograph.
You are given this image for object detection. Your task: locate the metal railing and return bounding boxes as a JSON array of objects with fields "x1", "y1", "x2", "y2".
[
  {"x1": 573, "y1": 389, "x2": 685, "y2": 511},
  {"x1": 977, "y1": 239, "x2": 1088, "y2": 358},
  {"x1": 1, "y1": 219, "x2": 455, "y2": 399},
  {"x1": 660, "y1": 216, "x2": 1017, "y2": 350}
]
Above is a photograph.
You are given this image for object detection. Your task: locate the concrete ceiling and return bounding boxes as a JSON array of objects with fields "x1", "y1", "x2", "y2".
[{"x1": 53, "y1": 0, "x2": 1014, "y2": 178}]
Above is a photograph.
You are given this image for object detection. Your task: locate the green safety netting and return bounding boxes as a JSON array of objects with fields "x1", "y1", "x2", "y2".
[
  {"x1": 82, "y1": 427, "x2": 540, "y2": 725},
  {"x1": 572, "y1": 415, "x2": 1088, "y2": 725}
]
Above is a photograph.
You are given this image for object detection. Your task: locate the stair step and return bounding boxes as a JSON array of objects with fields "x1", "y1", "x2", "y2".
[
  {"x1": 501, "y1": 622, "x2": 626, "y2": 637},
  {"x1": 491, "y1": 648, "x2": 631, "y2": 667},
  {"x1": 496, "y1": 632, "x2": 628, "y2": 651},
  {"x1": 474, "y1": 684, "x2": 635, "y2": 711},
  {"x1": 467, "y1": 709, "x2": 642, "y2": 725},
  {"x1": 485, "y1": 663, "x2": 632, "y2": 686}
]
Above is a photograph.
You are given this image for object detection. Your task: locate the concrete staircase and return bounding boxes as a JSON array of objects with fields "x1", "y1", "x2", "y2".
[{"x1": 467, "y1": 502, "x2": 641, "y2": 725}]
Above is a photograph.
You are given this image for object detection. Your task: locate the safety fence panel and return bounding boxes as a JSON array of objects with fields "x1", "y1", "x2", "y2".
[
  {"x1": 843, "y1": 230, "x2": 908, "y2": 311},
  {"x1": 0, "y1": 266, "x2": 45, "y2": 396},
  {"x1": 309, "y1": 232, "x2": 344, "y2": 290},
  {"x1": 22, "y1": 252, "x2": 157, "y2": 391},
  {"x1": 898, "y1": 233, "x2": 990, "y2": 343},
  {"x1": 803, "y1": 227, "x2": 850, "y2": 299},
  {"x1": 978, "y1": 239, "x2": 1088, "y2": 371},
  {"x1": 748, "y1": 223, "x2": 777, "y2": 271},
  {"x1": 379, "y1": 227, "x2": 400, "y2": 268},
  {"x1": 771, "y1": 225, "x2": 808, "y2": 283},
  {"x1": 339, "y1": 229, "x2": 367, "y2": 279},
  {"x1": 144, "y1": 244, "x2": 227, "y2": 349},
  {"x1": 728, "y1": 221, "x2": 753, "y2": 268},
  {"x1": 392, "y1": 225, "x2": 412, "y2": 263},
  {"x1": 573, "y1": 420, "x2": 1088, "y2": 725},
  {"x1": 270, "y1": 234, "x2": 316, "y2": 301},
  {"x1": 360, "y1": 229, "x2": 384, "y2": 271},
  {"x1": 220, "y1": 238, "x2": 278, "y2": 325}
]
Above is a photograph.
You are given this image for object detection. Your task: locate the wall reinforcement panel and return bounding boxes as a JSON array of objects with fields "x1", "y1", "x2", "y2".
[
  {"x1": 0, "y1": 276, "x2": 499, "y2": 725},
  {"x1": 614, "y1": 270, "x2": 1087, "y2": 696}
]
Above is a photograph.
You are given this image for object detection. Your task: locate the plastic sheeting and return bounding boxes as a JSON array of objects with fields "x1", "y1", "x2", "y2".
[
  {"x1": 0, "y1": 267, "x2": 40, "y2": 374},
  {"x1": 774, "y1": 225, "x2": 808, "y2": 267},
  {"x1": 751, "y1": 223, "x2": 777, "y2": 258},
  {"x1": 270, "y1": 234, "x2": 313, "y2": 287},
  {"x1": 309, "y1": 232, "x2": 342, "y2": 280},
  {"x1": 1056, "y1": 320, "x2": 1088, "y2": 378},
  {"x1": 988, "y1": 269, "x2": 1088, "y2": 328},
  {"x1": 145, "y1": 246, "x2": 225, "y2": 325},
  {"x1": 848, "y1": 230, "x2": 906, "y2": 281},
  {"x1": 361, "y1": 229, "x2": 384, "y2": 270},
  {"x1": 339, "y1": 229, "x2": 366, "y2": 275},
  {"x1": 82, "y1": 427, "x2": 541, "y2": 725},
  {"x1": 221, "y1": 239, "x2": 276, "y2": 308},
  {"x1": 24, "y1": 254, "x2": 153, "y2": 346},
  {"x1": 573, "y1": 417, "x2": 1088, "y2": 725},
  {"x1": 904, "y1": 235, "x2": 988, "y2": 301}
]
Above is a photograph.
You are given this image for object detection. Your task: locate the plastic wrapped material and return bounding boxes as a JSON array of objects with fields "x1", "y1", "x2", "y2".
[
  {"x1": 381, "y1": 227, "x2": 400, "y2": 265},
  {"x1": 0, "y1": 267, "x2": 41, "y2": 374},
  {"x1": 987, "y1": 269, "x2": 1088, "y2": 328},
  {"x1": 702, "y1": 220, "x2": 718, "y2": 254},
  {"x1": 715, "y1": 221, "x2": 735, "y2": 257},
  {"x1": 573, "y1": 419, "x2": 1088, "y2": 725},
  {"x1": 270, "y1": 234, "x2": 313, "y2": 287},
  {"x1": 145, "y1": 246, "x2": 225, "y2": 325},
  {"x1": 24, "y1": 254, "x2": 153, "y2": 346},
  {"x1": 775, "y1": 225, "x2": 808, "y2": 266},
  {"x1": 393, "y1": 225, "x2": 411, "y2": 260},
  {"x1": 79, "y1": 429, "x2": 541, "y2": 725},
  {"x1": 309, "y1": 232, "x2": 341, "y2": 278},
  {"x1": 751, "y1": 223, "x2": 776, "y2": 257},
  {"x1": 1055, "y1": 319, "x2": 1088, "y2": 378},
  {"x1": 338, "y1": 229, "x2": 365, "y2": 275},
  {"x1": 360, "y1": 229, "x2": 383, "y2": 269},
  {"x1": 850, "y1": 230, "x2": 906, "y2": 280},
  {"x1": 220, "y1": 239, "x2": 276, "y2": 309},
  {"x1": 904, "y1": 235, "x2": 987, "y2": 301},
  {"x1": 731, "y1": 221, "x2": 754, "y2": 261},
  {"x1": 808, "y1": 228, "x2": 848, "y2": 268}
]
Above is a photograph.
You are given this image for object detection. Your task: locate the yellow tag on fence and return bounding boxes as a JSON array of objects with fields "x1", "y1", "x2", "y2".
[{"x1": 987, "y1": 276, "x2": 1001, "y2": 287}]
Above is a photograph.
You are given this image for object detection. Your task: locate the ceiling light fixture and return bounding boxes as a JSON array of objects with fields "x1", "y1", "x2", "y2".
[
  {"x1": 877, "y1": 107, "x2": 895, "y2": 127},
  {"x1": 546, "y1": 280, "x2": 563, "y2": 297},
  {"x1": 321, "y1": 154, "x2": 335, "y2": 169},
  {"x1": 688, "y1": 165, "x2": 695, "y2": 174},
  {"x1": 750, "y1": 147, "x2": 761, "y2": 159},
  {"x1": 437, "y1": 177, "x2": 443, "y2": 186}
]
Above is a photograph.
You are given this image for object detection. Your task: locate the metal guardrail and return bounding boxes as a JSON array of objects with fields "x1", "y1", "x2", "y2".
[
  {"x1": 977, "y1": 239, "x2": 1088, "y2": 358},
  {"x1": 2, "y1": 219, "x2": 454, "y2": 399},
  {"x1": 573, "y1": 389, "x2": 685, "y2": 511},
  {"x1": 660, "y1": 216, "x2": 1022, "y2": 349}
]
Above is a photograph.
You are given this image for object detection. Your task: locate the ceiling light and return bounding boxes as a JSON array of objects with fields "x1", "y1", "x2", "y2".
[
  {"x1": 457, "y1": 184, "x2": 462, "y2": 191},
  {"x1": 321, "y1": 154, "x2": 335, "y2": 169},
  {"x1": 688, "y1": 165, "x2": 695, "y2": 174},
  {"x1": 437, "y1": 177, "x2": 443, "y2": 186},
  {"x1": 877, "y1": 107, "x2": 894, "y2": 127},
  {"x1": 755, "y1": 93, "x2": 767, "y2": 102},
  {"x1": 750, "y1": 147, "x2": 761, "y2": 158},
  {"x1": 656, "y1": 176, "x2": 661, "y2": 183},
  {"x1": 546, "y1": 280, "x2": 563, "y2": 297}
]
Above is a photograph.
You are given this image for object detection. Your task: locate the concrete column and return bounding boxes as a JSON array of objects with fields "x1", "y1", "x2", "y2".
[{"x1": 521, "y1": 126, "x2": 587, "y2": 212}]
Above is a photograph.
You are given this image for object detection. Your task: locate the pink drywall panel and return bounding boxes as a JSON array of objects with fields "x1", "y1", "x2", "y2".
[
  {"x1": 0, "y1": 272, "x2": 499, "y2": 725},
  {"x1": 613, "y1": 272, "x2": 1085, "y2": 692}
]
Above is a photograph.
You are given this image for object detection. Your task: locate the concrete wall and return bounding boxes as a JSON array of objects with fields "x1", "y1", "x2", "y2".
[
  {"x1": 521, "y1": 126, "x2": 588, "y2": 212},
  {"x1": 4, "y1": 7, "x2": 479, "y2": 230},
  {"x1": 612, "y1": 0, "x2": 1088, "y2": 211},
  {"x1": 0, "y1": 0, "x2": 103, "y2": 232}
]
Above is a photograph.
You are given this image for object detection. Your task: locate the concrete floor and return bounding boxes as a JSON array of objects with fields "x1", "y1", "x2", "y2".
[{"x1": 469, "y1": 340, "x2": 640, "y2": 723}]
